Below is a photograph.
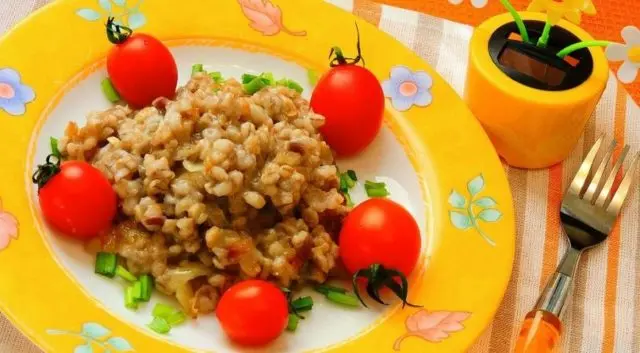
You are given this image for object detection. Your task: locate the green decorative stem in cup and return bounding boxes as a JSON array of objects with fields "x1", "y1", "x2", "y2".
[
  {"x1": 499, "y1": 0, "x2": 530, "y2": 43},
  {"x1": 557, "y1": 40, "x2": 610, "y2": 58}
]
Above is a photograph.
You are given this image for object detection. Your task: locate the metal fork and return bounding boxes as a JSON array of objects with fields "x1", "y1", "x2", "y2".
[{"x1": 514, "y1": 137, "x2": 640, "y2": 353}]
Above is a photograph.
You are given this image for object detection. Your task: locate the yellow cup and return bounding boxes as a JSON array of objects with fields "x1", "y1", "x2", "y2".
[{"x1": 465, "y1": 12, "x2": 608, "y2": 169}]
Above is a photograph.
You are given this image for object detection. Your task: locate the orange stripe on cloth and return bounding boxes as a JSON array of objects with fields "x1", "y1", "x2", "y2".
[
  {"x1": 353, "y1": 0, "x2": 382, "y2": 26},
  {"x1": 635, "y1": 193, "x2": 640, "y2": 353},
  {"x1": 540, "y1": 164, "x2": 563, "y2": 289},
  {"x1": 601, "y1": 82, "x2": 627, "y2": 353},
  {"x1": 487, "y1": 168, "x2": 528, "y2": 353}
]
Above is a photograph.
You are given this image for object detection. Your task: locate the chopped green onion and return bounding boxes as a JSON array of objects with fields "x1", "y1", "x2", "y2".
[
  {"x1": 364, "y1": 180, "x2": 389, "y2": 198},
  {"x1": 243, "y1": 76, "x2": 268, "y2": 94},
  {"x1": 139, "y1": 275, "x2": 153, "y2": 302},
  {"x1": 244, "y1": 72, "x2": 274, "y2": 86},
  {"x1": 50, "y1": 137, "x2": 61, "y2": 158},
  {"x1": 286, "y1": 314, "x2": 299, "y2": 332},
  {"x1": 315, "y1": 284, "x2": 347, "y2": 296},
  {"x1": 341, "y1": 173, "x2": 356, "y2": 189},
  {"x1": 339, "y1": 175, "x2": 349, "y2": 193},
  {"x1": 276, "y1": 78, "x2": 304, "y2": 93},
  {"x1": 242, "y1": 73, "x2": 258, "y2": 84},
  {"x1": 152, "y1": 303, "x2": 176, "y2": 319},
  {"x1": 125, "y1": 285, "x2": 138, "y2": 310},
  {"x1": 208, "y1": 71, "x2": 223, "y2": 83},
  {"x1": 261, "y1": 72, "x2": 275, "y2": 85},
  {"x1": 291, "y1": 296, "x2": 314, "y2": 312},
  {"x1": 191, "y1": 63, "x2": 204, "y2": 76},
  {"x1": 307, "y1": 69, "x2": 319, "y2": 86},
  {"x1": 327, "y1": 291, "x2": 361, "y2": 307},
  {"x1": 147, "y1": 317, "x2": 171, "y2": 334},
  {"x1": 286, "y1": 80, "x2": 304, "y2": 93},
  {"x1": 364, "y1": 180, "x2": 386, "y2": 188},
  {"x1": 344, "y1": 192, "x2": 354, "y2": 207},
  {"x1": 166, "y1": 311, "x2": 187, "y2": 326},
  {"x1": 101, "y1": 78, "x2": 120, "y2": 103},
  {"x1": 365, "y1": 187, "x2": 389, "y2": 198},
  {"x1": 95, "y1": 252, "x2": 117, "y2": 278},
  {"x1": 345, "y1": 176, "x2": 356, "y2": 189},
  {"x1": 149, "y1": 304, "x2": 185, "y2": 332},
  {"x1": 132, "y1": 281, "x2": 143, "y2": 301},
  {"x1": 116, "y1": 265, "x2": 137, "y2": 282},
  {"x1": 339, "y1": 171, "x2": 357, "y2": 204},
  {"x1": 346, "y1": 170, "x2": 357, "y2": 181}
]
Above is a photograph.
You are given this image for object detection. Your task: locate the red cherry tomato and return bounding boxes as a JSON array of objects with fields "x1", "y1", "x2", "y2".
[
  {"x1": 37, "y1": 160, "x2": 117, "y2": 239},
  {"x1": 106, "y1": 20, "x2": 177, "y2": 108},
  {"x1": 310, "y1": 64, "x2": 384, "y2": 156},
  {"x1": 216, "y1": 280, "x2": 289, "y2": 346},
  {"x1": 339, "y1": 198, "x2": 421, "y2": 276}
]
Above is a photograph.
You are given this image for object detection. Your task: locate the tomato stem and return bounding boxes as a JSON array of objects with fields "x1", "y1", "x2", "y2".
[
  {"x1": 330, "y1": 47, "x2": 347, "y2": 65},
  {"x1": 328, "y1": 22, "x2": 365, "y2": 67},
  {"x1": 32, "y1": 154, "x2": 61, "y2": 191},
  {"x1": 352, "y1": 264, "x2": 421, "y2": 309},
  {"x1": 105, "y1": 17, "x2": 132, "y2": 45}
]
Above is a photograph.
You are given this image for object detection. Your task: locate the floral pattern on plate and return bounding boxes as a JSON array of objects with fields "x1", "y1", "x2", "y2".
[
  {"x1": 606, "y1": 25, "x2": 640, "y2": 84},
  {"x1": 47, "y1": 322, "x2": 134, "y2": 352},
  {"x1": 393, "y1": 309, "x2": 471, "y2": 350},
  {"x1": 382, "y1": 66, "x2": 433, "y2": 112},
  {"x1": 449, "y1": 174, "x2": 502, "y2": 246},
  {"x1": 238, "y1": 0, "x2": 306, "y2": 36},
  {"x1": 76, "y1": 0, "x2": 146, "y2": 29},
  {"x1": 0, "y1": 68, "x2": 35, "y2": 116}
]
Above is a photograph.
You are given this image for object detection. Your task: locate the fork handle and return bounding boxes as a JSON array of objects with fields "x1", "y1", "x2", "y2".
[
  {"x1": 514, "y1": 309, "x2": 562, "y2": 353},
  {"x1": 513, "y1": 247, "x2": 581, "y2": 353}
]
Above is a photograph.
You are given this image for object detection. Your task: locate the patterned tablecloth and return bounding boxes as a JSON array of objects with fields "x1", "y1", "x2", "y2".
[{"x1": 1, "y1": 0, "x2": 639, "y2": 352}]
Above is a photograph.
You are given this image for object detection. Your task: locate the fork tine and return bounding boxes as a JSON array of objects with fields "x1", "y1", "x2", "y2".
[
  {"x1": 568, "y1": 136, "x2": 603, "y2": 196},
  {"x1": 606, "y1": 152, "x2": 640, "y2": 214},
  {"x1": 595, "y1": 145, "x2": 630, "y2": 208},
  {"x1": 584, "y1": 140, "x2": 616, "y2": 203}
]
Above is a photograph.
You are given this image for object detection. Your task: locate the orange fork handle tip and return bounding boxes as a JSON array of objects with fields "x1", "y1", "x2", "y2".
[{"x1": 514, "y1": 310, "x2": 562, "y2": 353}]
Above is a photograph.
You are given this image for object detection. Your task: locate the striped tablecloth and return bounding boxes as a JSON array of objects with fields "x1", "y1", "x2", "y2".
[{"x1": 1, "y1": 1, "x2": 639, "y2": 352}]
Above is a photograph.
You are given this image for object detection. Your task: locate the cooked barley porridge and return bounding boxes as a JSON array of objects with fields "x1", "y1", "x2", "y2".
[{"x1": 58, "y1": 73, "x2": 348, "y2": 316}]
